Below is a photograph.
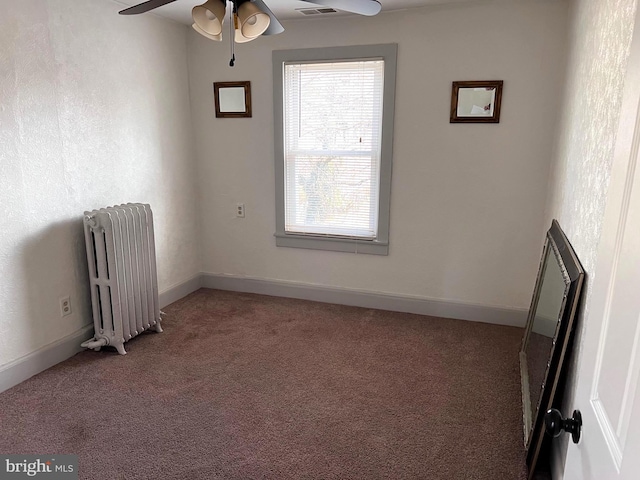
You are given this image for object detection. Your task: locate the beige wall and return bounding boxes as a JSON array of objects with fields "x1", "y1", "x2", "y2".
[
  {"x1": 188, "y1": 0, "x2": 568, "y2": 312},
  {"x1": 0, "y1": 0, "x2": 201, "y2": 367},
  {"x1": 544, "y1": 0, "x2": 637, "y2": 476}
]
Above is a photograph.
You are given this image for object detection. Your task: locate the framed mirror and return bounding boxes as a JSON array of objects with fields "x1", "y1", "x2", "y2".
[
  {"x1": 520, "y1": 220, "x2": 584, "y2": 478},
  {"x1": 450, "y1": 80, "x2": 503, "y2": 123},
  {"x1": 214, "y1": 81, "x2": 252, "y2": 118}
]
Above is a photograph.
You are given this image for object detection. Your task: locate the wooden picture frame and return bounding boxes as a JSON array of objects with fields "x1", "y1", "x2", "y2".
[
  {"x1": 450, "y1": 80, "x2": 503, "y2": 123},
  {"x1": 214, "y1": 81, "x2": 252, "y2": 118},
  {"x1": 520, "y1": 220, "x2": 585, "y2": 478}
]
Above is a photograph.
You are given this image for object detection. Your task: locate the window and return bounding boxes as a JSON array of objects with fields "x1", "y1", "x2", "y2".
[{"x1": 273, "y1": 44, "x2": 397, "y2": 255}]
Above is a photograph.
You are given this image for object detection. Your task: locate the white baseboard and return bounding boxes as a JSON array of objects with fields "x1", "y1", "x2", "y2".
[
  {"x1": 0, "y1": 274, "x2": 203, "y2": 394},
  {"x1": 159, "y1": 273, "x2": 203, "y2": 308},
  {"x1": 0, "y1": 325, "x2": 94, "y2": 394},
  {"x1": 201, "y1": 273, "x2": 528, "y2": 328}
]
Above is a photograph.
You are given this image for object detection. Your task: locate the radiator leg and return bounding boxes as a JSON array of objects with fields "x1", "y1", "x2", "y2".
[
  {"x1": 155, "y1": 311, "x2": 165, "y2": 333},
  {"x1": 114, "y1": 342, "x2": 127, "y2": 355}
]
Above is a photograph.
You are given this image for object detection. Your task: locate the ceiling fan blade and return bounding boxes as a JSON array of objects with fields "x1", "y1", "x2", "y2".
[
  {"x1": 300, "y1": 0, "x2": 381, "y2": 16},
  {"x1": 251, "y1": 0, "x2": 285, "y2": 35},
  {"x1": 118, "y1": 0, "x2": 178, "y2": 15}
]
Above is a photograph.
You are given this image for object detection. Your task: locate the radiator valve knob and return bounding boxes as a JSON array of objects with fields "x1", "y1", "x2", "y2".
[{"x1": 85, "y1": 215, "x2": 97, "y2": 228}]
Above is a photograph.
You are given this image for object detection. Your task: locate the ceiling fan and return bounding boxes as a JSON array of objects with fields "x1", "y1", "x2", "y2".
[{"x1": 119, "y1": 0, "x2": 382, "y2": 66}]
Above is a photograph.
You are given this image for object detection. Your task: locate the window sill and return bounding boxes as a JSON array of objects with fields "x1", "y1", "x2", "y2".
[{"x1": 275, "y1": 233, "x2": 388, "y2": 255}]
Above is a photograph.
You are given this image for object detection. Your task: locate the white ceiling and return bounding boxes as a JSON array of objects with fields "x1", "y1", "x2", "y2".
[{"x1": 111, "y1": 0, "x2": 469, "y2": 23}]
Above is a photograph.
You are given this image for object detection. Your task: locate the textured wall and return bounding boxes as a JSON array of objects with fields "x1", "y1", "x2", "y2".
[
  {"x1": 188, "y1": 0, "x2": 568, "y2": 312},
  {"x1": 544, "y1": 0, "x2": 637, "y2": 476},
  {"x1": 0, "y1": 0, "x2": 201, "y2": 367}
]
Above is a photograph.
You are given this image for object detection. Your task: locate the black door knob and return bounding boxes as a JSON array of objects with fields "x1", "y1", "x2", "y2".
[{"x1": 544, "y1": 409, "x2": 582, "y2": 444}]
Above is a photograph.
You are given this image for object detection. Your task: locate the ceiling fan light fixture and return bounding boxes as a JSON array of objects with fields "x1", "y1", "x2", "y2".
[
  {"x1": 234, "y1": 28, "x2": 254, "y2": 43},
  {"x1": 237, "y1": 1, "x2": 271, "y2": 39},
  {"x1": 192, "y1": 0, "x2": 226, "y2": 36},
  {"x1": 233, "y1": 13, "x2": 254, "y2": 43},
  {"x1": 192, "y1": 23, "x2": 222, "y2": 41}
]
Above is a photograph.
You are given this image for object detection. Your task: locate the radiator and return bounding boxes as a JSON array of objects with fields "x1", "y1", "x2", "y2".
[{"x1": 81, "y1": 203, "x2": 162, "y2": 355}]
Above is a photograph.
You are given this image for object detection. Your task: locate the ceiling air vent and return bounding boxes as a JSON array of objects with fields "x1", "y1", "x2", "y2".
[{"x1": 296, "y1": 7, "x2": 337, "y2": 15}]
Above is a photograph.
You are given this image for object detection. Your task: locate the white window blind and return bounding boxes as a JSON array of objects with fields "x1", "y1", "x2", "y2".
[{"x1": 283, "y1": 59, "x2": 384, "y2": 239}]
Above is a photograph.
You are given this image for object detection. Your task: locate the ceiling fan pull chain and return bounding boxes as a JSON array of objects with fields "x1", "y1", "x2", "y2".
[{"x1": 229, "y1": 6, "x2": 236, "y2": 67}]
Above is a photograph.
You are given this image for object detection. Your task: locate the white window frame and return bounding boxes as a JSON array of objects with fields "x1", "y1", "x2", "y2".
[{"x1": 273, "y1": 44, "x2": 397, "y2": 255}]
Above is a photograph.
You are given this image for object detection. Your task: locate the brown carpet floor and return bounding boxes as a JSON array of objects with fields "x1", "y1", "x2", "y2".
[{"x1": 0, "y1": 289, "x2": 527, "y2": 479}]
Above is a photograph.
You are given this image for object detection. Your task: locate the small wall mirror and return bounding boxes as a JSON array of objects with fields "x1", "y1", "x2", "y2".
[
  {"x1": 450, "y1": 80, "x2": 503, "y2": 123},
  {"x1": 520, "y1": 220, "x2": 584, "y2": 478},
  {"x1": 214, "y1": 81, "x2": 252, "y2": 118}
]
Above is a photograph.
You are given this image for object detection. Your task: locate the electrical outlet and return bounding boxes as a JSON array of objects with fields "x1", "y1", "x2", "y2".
[
  {"x1": 236, "y1": 203, "x2": 245, "y2": 218},
  {"x1": 60, "y1": 296, "x2": 72, "y2": 317}
]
